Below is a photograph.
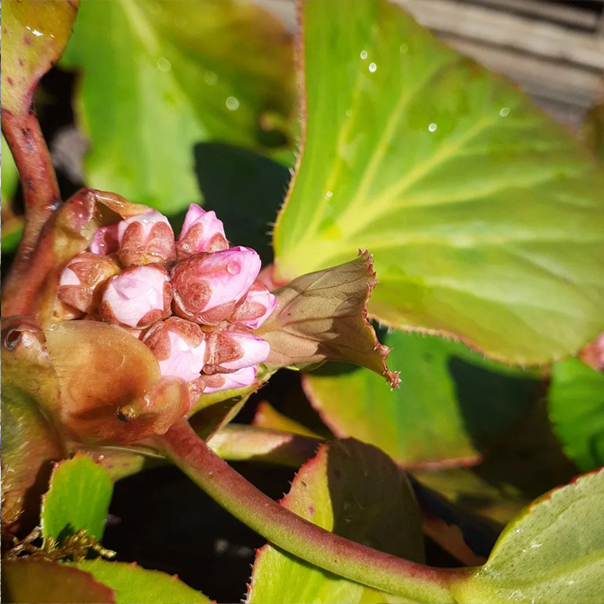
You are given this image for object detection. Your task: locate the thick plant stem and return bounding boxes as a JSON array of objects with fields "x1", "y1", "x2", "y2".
[
  {"x1": 2, "y1": 109, "x2": 62, "y2": 312},
  {"x1": 157, "y1": 420, "x2": 464, "y2": 602}
]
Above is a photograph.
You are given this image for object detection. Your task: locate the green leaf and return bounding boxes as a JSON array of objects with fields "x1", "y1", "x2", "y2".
[
  {"x1": 273, "y1": 0, "x2": 604, "y2": 365},
  {"x1": 304, "y1": 330, "x2": 542, "y2": 465},
  {"x1": 1, "y1": 0, "x2": 79, "y2": 115},
  {"x1": 74, "y1": 559, "x2": 211, "y2": 604},
  {"x1": 549, "y1": 358, "x2": 604, "y2": 472},
  {"x1": 451, "y1": 469, "x2": 604, "y2": 604},
  {"x1": 2, "y1": 559, "x2": 116, "y2": 604},
  {"x1": 248, "y1": 439, "x2": 424, "y2": 604},
  {"x1": 61, "y1": 0, "x2": 295, "y2": 213},
  {"x1": 42, "y1": 454, "x2": 113, "y2": 542}
]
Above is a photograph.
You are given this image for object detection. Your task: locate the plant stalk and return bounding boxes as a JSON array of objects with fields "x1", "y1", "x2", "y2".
[
  {"x1": 2, "y1": 109, "x2": 62, "y2": 313},
  {"x1": 156, "y1": 419, "x2": 464, "y2": 602}
]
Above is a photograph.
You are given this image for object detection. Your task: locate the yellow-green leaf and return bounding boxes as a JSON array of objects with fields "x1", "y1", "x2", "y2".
[
  {"x1": 41, "y1": 455, "x2": 113, "y2": 542},
  {"x1": 273, "y1": 0, "x2": 604, "y2": 365}
]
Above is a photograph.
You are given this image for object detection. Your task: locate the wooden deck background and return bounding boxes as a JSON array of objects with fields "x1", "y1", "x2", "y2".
[{"x1": 260, "y1": 0, "x2": 604, "y2": 127}]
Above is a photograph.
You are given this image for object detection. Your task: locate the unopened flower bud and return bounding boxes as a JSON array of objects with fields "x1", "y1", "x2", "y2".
[
  {"x1": 230, "y1": 281, "x2": 276, "y2": 329},
  {"x1": 204, "y1": 327, "x2": 270, "y2": 372},
  {"x1": 90, "y1": 224, "x2": 119, "y2": 255},
  {"x1": 203, "y1": 366, "x2": 258, "y2": 394},
  {"x1": 117, "y1": 210, "x2": 176, "y2": 266},
  {"x1": 58, "y1": 252, "x2": 120, "y2": 314},
  {"x1": 176, "y1": 204, "x2": 229, "y2": 259},
  {"x1": 143, "y1": 317, "x2": 206, "y2": 381},
  {"x1": 172, "y1": 246, "x2": 261, "y2": 324},
  {"x1": 100, "y1": 264, "x2": 172, "y2": 328}
]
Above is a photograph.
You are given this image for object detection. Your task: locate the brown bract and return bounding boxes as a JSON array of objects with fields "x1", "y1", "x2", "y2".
[
  {"x1": 57, "y1": 252, "x2": 120, "y2": 314},
  {"x1": 176, "y1": 223, "x2": 229, "y2": 259},
  {"x1": 171, "y1": 255, "x2": 241, "y2": 325},
  {"x1": 257, "y1": 251, "x2": 399, "y2": 388},
  {"x1": 44, "y1": 321, "x2": 189, "y2": 444},
  {"x1": 143, "y1": 317, "x2": 204, "y2": 362},
  {"x1": 119, "y1": 220, "x2": 176, "y2": 266},
  {"x1": 203, "y1": 325, "x2": 247, "y2": 374}
]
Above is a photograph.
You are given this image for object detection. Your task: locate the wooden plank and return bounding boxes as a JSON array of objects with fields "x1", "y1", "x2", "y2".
[{"x1": 398, "y1": 0, "x2": 604, "y2": 69}]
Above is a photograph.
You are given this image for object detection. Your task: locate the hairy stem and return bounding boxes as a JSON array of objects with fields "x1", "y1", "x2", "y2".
[
  {"x1": 2, "y1": 109, "x2": 61, "y2": 313},
  {"x1": 156, "y1": 419, "x2": 465, "y2": 602}
]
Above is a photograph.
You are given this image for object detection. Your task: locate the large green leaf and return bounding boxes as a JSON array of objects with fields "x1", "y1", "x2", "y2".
[
  {"x1": 451, "y1": 469, "x2": 604, "y2": 603},
  {"x1": 549, "y1": 358, "x2": 604, "y2": 472},
  {"x1": 247, "y1": 439, "x2": 424, "y2": 604},
  {"x1": 61, "y1": 0, "x2": 294, "y2": 213},
  {"x1": 304, "y1": 331, "x2": 542, "y2": 466},
  {"x1": 1, "y1": 0, "x2": 78, "y2": 114},
  {"x1": 273, "y1": 0, "x2": 604, "y2": 365},
  {"x1": 41, "y1": 454, "x2": 113, "y2": 542},
  {"x1": 2, "y1": 559, "x2": 115, "y2": 604},
  {"x1": 74, "y1": 560, "x2": 211, "y2": 604}
]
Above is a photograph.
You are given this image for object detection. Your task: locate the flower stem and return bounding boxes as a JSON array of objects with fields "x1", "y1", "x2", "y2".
[
  {"x1": 2, "y1": 109, "x2": 61, "y2": 313},
  {"x1": 156, "y1": 419, "x2": 465, "y2": 602}
]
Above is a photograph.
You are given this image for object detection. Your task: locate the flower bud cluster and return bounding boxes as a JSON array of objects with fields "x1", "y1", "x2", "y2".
[{"x1": 56, "y1": 204, "x2": 276, "y2": 399}]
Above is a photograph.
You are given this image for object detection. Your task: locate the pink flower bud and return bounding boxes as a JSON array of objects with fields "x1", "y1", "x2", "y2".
[
  {"x1": 143, "y1": 318, "x2": 206, "y2": 382},
  {"x1": 100, "y1": 264, "x2": 172, "y2": 328},
  {"x1": 117, "y1": 210, "x2": 176, "y2": 266},
  {"x1": 171, "y1": 246, "x2": 261, "y2": 324},
  {"x1": 230, "y1": 281, "x2": 277, "y2": 329},
  {"x1": 203, "y1": 366, "x2": 258, "y2": 394},
  {"x1": 204, "y1": 327, "x2": 270, "y2": 372},
  {"x1": 90, "y1": 224, "x2": 119, "y2": 255},
  {"x1": 57, "y1": 252, "x2": 120, "y2": 314},
  {"x1": 176, "y1": 204, "x2": 229, "y2": 259}
]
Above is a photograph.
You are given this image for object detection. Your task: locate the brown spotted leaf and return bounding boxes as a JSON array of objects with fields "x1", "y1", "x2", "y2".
[{"x1": 1, "y1": 0, "x2": 79, "y2": 115}]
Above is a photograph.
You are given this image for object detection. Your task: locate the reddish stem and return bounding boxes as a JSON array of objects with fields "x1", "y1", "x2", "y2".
[
  {"x1": 2, "y1": 109, "x2": 62, "y2": 312},
  {"x1": 156, "y1": 420, "x2": 466, "y2": 602}
]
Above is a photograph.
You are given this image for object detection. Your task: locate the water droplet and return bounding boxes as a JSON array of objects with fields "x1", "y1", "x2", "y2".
[
  {"x1": 226, "y1": 96, "x2": 240, "y2": 111},
  {"x1": 372, "y1": 23, "x2": 379, "y2": 34},
  {"x1": 499, "y1": 107, "x2": 510, "y2": 117},
  {"x1": 346, "y1": 109, "x2": 353, "y2": 117},
  {"x1": 157, "y1": 57, "x2": 171, "y2": 72},
  {"x1": 360, "y1": 50, "x2": 368, "y2": 60},
  {"x1": 368, "y1": 62, "x2": 377, "y2": 73},
  {"x1": 325, "y1": 191, "x2": 333, "y2": 199},
  {"x1": 227, "y1": 262, "x2": 241, "y2": 275},
  {"x1": 428, "y1": 123, "x2": 437, "y2": 132},
  {"x1": 204, "y1": 71, "x2": 217, "y2": 86},
  {"x1": 399, "y1": 43, "x2": 409, "y2": 54},
  {"x1": 26, "y1": 26, "x2": 44, "y2": 37}
]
